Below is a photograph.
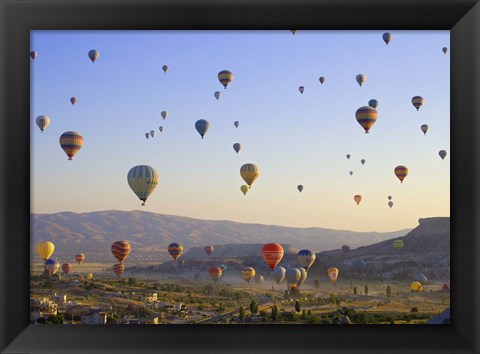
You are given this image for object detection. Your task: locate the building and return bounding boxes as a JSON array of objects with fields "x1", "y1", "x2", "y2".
[
  {"x1": 145, "y1": 293, "x2": 158, "y2": 302},
  {"x1": 81, "y1": 310, "x2": 108, "y2": 324},
  {"x1": 30, "y1": 298, "x2": 58, "y2": 322},
  {"x1": 50, "y1": 293, "x2": 67, "y2": 304}
]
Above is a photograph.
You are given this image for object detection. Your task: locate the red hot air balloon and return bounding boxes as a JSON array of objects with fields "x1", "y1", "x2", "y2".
[
  {"x1": 261, "y1": 243, "x2": 284, "y2": 270},
  {"x1": 354, "y1": 195, "x2": 362, "y2": 205},
  {"x1": 209, "y1": 267, "x2": 223, "y2": 283},
  {"x1": 111, "y1": 241, "x2": 131, "y2": 263},
  {"x1": 75, "y1": 253, "x2": 85, "y2": 265},
  {"x1": 204, "y1": 245, "x2": 214, "y2": 256}
]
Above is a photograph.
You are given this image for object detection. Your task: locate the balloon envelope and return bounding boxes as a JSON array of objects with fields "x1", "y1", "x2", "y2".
[
  {"x1": 414, "y1": 274, "x2": 428, "y2": 283},
  {"x1": 162, "y1": 65, "x2": 168, "y2": 73},
  {"x1": 297, "y1": 185, "x2": 303, "y2": 193},
  {"x1": 35, "y1": 115, "x2": 50, "y2": 132},
  {"x1": 209, "y1": 267, "x2": 223, "y2": 283},
  {"x1": 242, "y1": 267, "x2": 255, "y2": 283},
  {"x1": 88, "y1": 50, "x2": 99, "y2": 63},
  {"x1": 70, "y1": 97, "x2": 77, "y2": 106},
  {"x1": 240, "y1": 185, "x2": 249, "y2": 196},
  {"x1": 262, "y1": 243, "x2": 284, "y2": 270},
  {"x1": 361, "y1": 159, "x2": 366, "y2": 165},
  {"x1": 37, "y1": 241, "x2": 55, "y2": 260},
  {"x1": 442, "y1": 47, "x2": 448, "y2": 54},
  {"x1": 62, "y1": 263, "x2": 72, "y2": 274},
  {"x1": 296, "y1": 268, "x2": 307, "y2": 287},
  {"x1": 299, "y1": 86, "x2": 304, "y2": 94},
  {"x1": 204, "y1": 245, "x2": 214, "y2": 256},
  {"x1": 327, "y1": 267, "x2": 339, "y2": 285},
  {"x1": 30, "y1": 51, "x2": 38, "y2": 60},
  {"x1": 368, "y1": 99, "x2": 379, "y2": 109},
  {"x1": 346, "y1": 154, "x2": 351, "y2": 159},
  {"x1": 394, "y1": 165, "x2": 409, "y2": 183},
  {"x1": 214, "y1": 91, "x2": 221, "y2": 100},
  {"x1": 355, "y1": 106, "x2": 378, "y2": 133},
  {"x1": 240, "y1": 163, "x2": 260, "y2": 187},
  {"x1": 354, "y1": 195, "x2": 362, "y2": 205},
  {"x1": 161, "y1": 111, "x2": 168, "y2": 120},
  {"x1": 218, "y1": 70, "x2": 233, "y2": 88},
  {"x1": 411, "y1": 281, "x2": 424, "y2": 292},
  {"x1": 273, "y1": 266, "x2": 286, "y2": 284},
  {"x1": 356, "y1": 74, "x2": 366, "y2": 86},
  {"x1": 234, "y1": 121, "x2": 239, "y2": 128},
  {"x1": 319, "y1": 77, "x2": 326, "y2": 84},
  {"x1": 439, "y1": 150, "x2": 447, "y2": 160},
  {"x1": 195, "y1": 119, "x2": 210, "y2": 139},
  {"x1": 388, "y1": 201, "x2": 394, "y2": 208},
  {"x1": 297, "y1": 249, "x2": 316, "y2": 270},
  {"x1": 421, "y1": 124, "x2": 429, "y2": 135},
  {"x1": 412, "y1": 96, "x2": 424, "y2": 111},
  {"x1": 382, "y1": 32, "x2": 393, "y2": 45},
  {"x1": 233, "y1": 143, "x2": 241, "y2": 154},
  {"x1": 113, "y1": 263, "x2": 125, "y2": 276},
  {"x1": 75, "y1": 253, "x2": 85, "y2": 265},
  {"x1": 44, "y1": 259, "x2": 60, "y2": 274},
  {"x1": 393, "y1": 239, "x2": 404, "y2": 249},
  {"x1": 127, "y1": 165, "x2": 159, "y2": 206},
  {"x1": 168, "y1": 243, "x2": 184, "y2": 260},
  {"x1": 111, "y1": 241, "x2": 131, "y2": 263},
  {"x1": 285, "y1": 268, "x2": 301, "y2": 286},
  {"x1": 59, "y1": 131, "x2": 84, "y2": 160}
]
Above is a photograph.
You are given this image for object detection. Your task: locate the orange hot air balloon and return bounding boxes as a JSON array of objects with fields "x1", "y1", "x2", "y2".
[
  {"x1": 354, "y1": 195, "x2": 362, "y2": 205},
  {"x1": 111, "y1": 241, "x2": 131, "y2": 263},
  {"x1": 75, "y1": 253, "x2": 85, "y2": 265},
  {"x1": 327, "y1": 267, "x2": 339, "y2": 285},
  {"x1": 394, "y1": 165, "x2": 409, "y2": 183},
  {"x1": 261, "y1": 243, "x2": 284, "y2": 270},
  {"x1": 205, "y1": 245, "x2": 214, "y2": 256},
  {"x1": 209, "y1": 267, "x2": 223, "y2": 283},
  {"x1": 355, "y1": 106, "x2": 378, "y2": 134},
  {"x1": 61, "y1": 263, "x2": 72, "y2": 275},
  {"x1": 113, "y1": 263, "x2": 125, "y2": 277}
]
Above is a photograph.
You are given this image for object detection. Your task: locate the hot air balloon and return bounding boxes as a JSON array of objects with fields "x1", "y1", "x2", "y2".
[
  {"x1": 388, "y1": 195, "x2": 392, "y2": 200},
  {"x1": 296, "y1": 268, "x2": 307, "y2": 287},
  {"x1": 70, "y1": 97, "x2": 77, "y2": 106},
  {"x1": 255, "y1": 275, "x2": 264, "y2": 285},
  {"x1": 62, "y1": 263, "x2": 72, "y2": 275},
  {"x1": 44, "y1": 259, "x2": 60, "y2": 274},
  {"x1": 242, "y1": 267, "x2": 255, "y2": 283},
  {"x1": 356, "y1": 74, "x2": 366, "y2": 87},
  {"x1": 59, "y1": 131, "x2": 83, "y2": 160},
  {"x1": 30, "y1": 51, "x2": 38, "y2": 60},
  {"x1": 297, "y1": 250, "x2": 316, "y2": 270},
  {"x1": 298, "y1": 86, "x2": 304, "y2": 94},
  {"x1": 411, "y1": 96, "x2": 424, "y2": 111},
  {"x1": 285, "y1": 268, "x2": 301, "y2": 287},
  {"x1": 297, "y1": 185, "x2": 303, "y2": 193},
  {"x1": 319, "y1": 77, "x2": 326, "y2": 85},
  {"x1": 127, "y1": 165, "x2": 159, "y2": 206},
  {"x1": 393, "y1": 239, "x2": 404, "y2": 249},
  {"x1": 439, "y1": 150, "x2": 447, "y2": 160},
  {"x1": 88, "y1": 50, "x2": 99, "y2": 63},
  {"x1": 240, "y1": 163, "x2": 260, "y2": 188},
  {"x1": 234, "y1": 121, "x2": 239, "y2": 128},
  {"x1": 442, "y1": 47, "x2": 448, "y2": 54},
  {"x1": 327, "y1": 267, "x2": 339, "y2": 285},
  {"x1": 204, "y1": 245, "x2": 214, "y2": 256},
  {"x1": 421, "y1": 124, "x2": 429, "y2": 135},
  {"x1": 361, "y1": 159, "x2": 366, "y2": 165},
  {"x1": 233, "y1": 143, "x2": 241, "y2": 154},
  {"x1": 382, "y1": 32, "x2": 393, "y2": 45},
  {"x1": 394, "y1": 165, "x2": 409, "y2": 183},
  {"x1": 86, "y1": 273, "x2": 93, "y2": 280},
  {"x1": 341, "y1": 245, "x2": 350, "y2": 254},
  {"x1": 195, "y1": 119, "x2": 210, "y2": 139},
  {"x1": 209, "y1": 267, "x2": 223, "y2": 283},
  {"x1": 161, "y1": 111, "x2": 168, "y2": 120},
  {"x1": 411, "y1": 281, "x2": 424, "y2": 292},
  {"x1": 37, "y1": 241, "x2": 55, "y2": 260},
  {"x1": 35, "y1": 115, "x2": 50, "y2": 133},
  {"x1": 262, "y1": 243, "x2": 284, "y2": 270},
  {"x1": 355, "y1": 106, "x2": 378, "y2": 133},
  {"x1": 415, "y1": 274, "x2": 428, "y2": 283},
  {"x1": 111, "y1": 241, "x2": 131, "y2": 263},
  {"x1": 75, "y1": 253, "x2": 85, "y2": 265},
  {"x1": 273, "y1": 266, "x2": 286, "y2": 284},
  {"x1": 349, "y1": 171, "x2": 353, "y2": 176},
  {"x1": 150, "y1": 130, "x2": 155, "y2": 138},
  {"x1": 214, "y1": 91, "x2": 221, "y2": 100},
  {"x1": 351, "y1": 258, "x2": 366, "y2": 274},
  {"x1": 145, "y1": 133, "x2": 149, "y2": 139},
  {"x1": 354, "y1": 195, "x2": 362, "y2": 205},
  {"x1": 113, "y1": 263, "x2": 125, "y2": 277},
  {"x1": 218, "y1": 70, "x2": 233, "y2": 89},
  {"x1": 159, "y1": 126, "x2": 163, "y2": 133},
  {"x1": 168, "y1": 243, "x2": 183, "y2": 260},
  {"x1": 162, "y1": 65, "x2": 168, "y2": 73},
  {"x1": 290, "y1": 30, "x2": 297, "y2": 35},
  {"x1": 368, "y1": 99, "x2": 379, "y2": 109},
  {"x1": 219, "y1": 264, "x2": 227, "y2": 273},
  {"x1": 388, "y1": 201, "x2": 394, "y2": 208},
  {"x1": 240, "y1": 185, "x2": 249, "y2": 196},
  {"x1": 346, "y1": 154, "x2": 351, "y2": 159}
]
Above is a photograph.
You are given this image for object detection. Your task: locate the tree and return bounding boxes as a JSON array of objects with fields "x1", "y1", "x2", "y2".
[
  {"x1": 386, "y1": 286, "x2": 392, "y2": 303},
  {"x1": 128, "y1": 277, "x2": 138, "y2": 286},
  {"x1": 314, "y1": 279, "x2": 320, "y2": 289},
  {"x1": 411, "y1": 307, "x2": 418, "y2": 313},
  {"x1": 353, "y1": 287, "x2": 357, "y2": 295},
  {"x1": 249, "y1": 299, "x2": 259, "y2": 315},
  {"x1": 271, "y1": 305, "x2": 279, "y2": 321},
  {"x1": 364, "y1": 285, "x2": 369, "y2": 296},
  {"x1": 329, "y1": 293, "x2": 336, "y2": 305},
  {"x1": 238, "y1": 306, "x2": 245, "y2": 322},
  {"x1": 295, "y1": 300, "x2": 301, "y2": 312}
]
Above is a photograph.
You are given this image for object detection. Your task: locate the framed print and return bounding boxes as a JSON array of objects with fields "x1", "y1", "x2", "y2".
[{"x1": 1, "y1": 0, "x2": 479, "y2": 353}]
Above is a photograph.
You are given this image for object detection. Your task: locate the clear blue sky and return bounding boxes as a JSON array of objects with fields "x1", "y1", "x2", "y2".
[{"x1": 31, "y1": 30, "x2": 450, "y2": 232}]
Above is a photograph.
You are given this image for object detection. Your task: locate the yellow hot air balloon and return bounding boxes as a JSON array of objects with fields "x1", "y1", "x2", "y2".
[
  {"x1": 127, "y1": 165, "x2": 159, "y2": 206},
  {"x1": 240, "y1": 163, "x2": 260, "y2": 188},
  {"x1": 393, "y1": 239, "x2": 404, "y2": 250},
  {"x1": 394, "y1": 165, "x2": 409, "y2": 183},
  {"x1": 240, "y1": 185, "x2": 249, "y2": 196},
  {"x1": 218, "y1": 70, "x2": 233, "y2": 89},
  {"x1": 327, "y1": 267, "x2": 339, "y2": 285},
  {"x1": 242, "y1": 267, "x2": 255, "y2": 283},
  {"x1": 37, "y1": 241, "x2": 55, "y2": 260},
  {"x1": 86, "y1": 273, "x2": 93, "y2": 280},
  {"x1": 411, "y1": 281, "x2": 423, "y2": 292}
]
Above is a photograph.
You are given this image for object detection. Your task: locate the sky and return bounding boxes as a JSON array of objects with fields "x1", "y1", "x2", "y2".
[{"x1": 31, "y1": 30, "x2": 450, "y2": 232}]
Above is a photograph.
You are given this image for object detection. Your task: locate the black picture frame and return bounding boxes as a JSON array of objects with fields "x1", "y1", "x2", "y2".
[{"x1": 1, "y1": 0, "x2": 479, "y2": 353}]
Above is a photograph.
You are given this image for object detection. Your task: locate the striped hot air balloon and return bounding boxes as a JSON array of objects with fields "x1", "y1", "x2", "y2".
[
  {"x1": 394, "y1": 165, "x2": 409, "y2": 183},
  {"x1": 127, "y1": 165, "x2": 159, "y2": 206},
  {"x1": 62, "y1": 263, "x2": 72, "y2": 275},
  {"x1": 354, "y1": 194, "x2": 362, "y2": 205},
  {"x1": 355, "y1": 106, "x2": 378, "y2": 134},
  {"x1": 218, "y1": 70, "x2": 233, "y2": 89},
  {"x1": 59, "y1": 131, "x2": 83, "y2": 160},
  {"x1": 111, "y1": 241, "x2": 131, "y2": 263},
  {"x1": 113, "y1": 263, "x2": 125, "y2": 277},
  {"x1": 242, "y1": 267, "x2": 255, "y2": 283},
  {"x1": 412, "y1": 96, "x2": 424, "y2": 111},
  {"x1": 209, "y1": 267, "x2": 222, "y2": 283},
  {"x1": 168, "y1": 243, "x2": 183, "y2": 260},
  {"x1": 240, "y1": 163, "x2": 260, "y2": 188},
  {"x1": 204, "y1": 245, "x2": 214, "y2": 256},
  {"x1": 261, "y1": 243, "x2": 284, "y2": 270},
  {"x1": 75, "y1": 253, "x2": 85, "y2": 265}
]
